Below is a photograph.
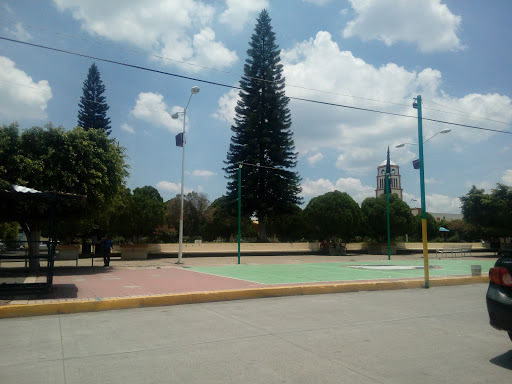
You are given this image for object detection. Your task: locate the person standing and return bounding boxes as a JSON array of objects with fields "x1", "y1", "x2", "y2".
[{"x1": 103, "y1": 235, "x2": 113, "y2": 267}]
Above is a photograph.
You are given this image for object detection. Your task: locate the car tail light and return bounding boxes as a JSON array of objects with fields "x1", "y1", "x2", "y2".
[{"x1": 489, "y1": 267, "x2": 512, "y2": 287}]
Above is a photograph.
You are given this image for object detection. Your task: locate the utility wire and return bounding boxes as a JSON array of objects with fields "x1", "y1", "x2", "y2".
[
  {"x1": 2, "y1": 24, "x2": 508, "y2": 121},
  {"x1": 1, "y1": 36, "x2": 511, "y2": 136},
  {"x1": 1, "y1": 19, "x2": 412, "y2": 108},
  {"x1": 422, "y1": 99, "x2": 509, "y2": 125}
]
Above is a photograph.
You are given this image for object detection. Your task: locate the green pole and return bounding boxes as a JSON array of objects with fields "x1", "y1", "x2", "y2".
[
  {"x1": 416, "y1": 95, "x2": 430, "y2": 288},
  {"x1": 238, "y1": 163, "x2": 242, "y2": 265},
  {"x1": 386, "y1": 175, "x2": 391, "y2": 260}
]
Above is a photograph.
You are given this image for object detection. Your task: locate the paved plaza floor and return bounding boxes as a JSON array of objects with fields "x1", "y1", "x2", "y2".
[{"x1": 0, "y1": 254, "x2": 497, "y2": 318}]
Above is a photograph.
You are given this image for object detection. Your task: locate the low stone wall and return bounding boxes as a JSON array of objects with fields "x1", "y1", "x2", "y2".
[
  {"x1": 150, "y1": 242, "x2": 321, "y2": 255},
  {"x1": 396, "y1": 242, "x2": 485, "y2": 254},
  {"x1": 114, "y1": 241, "x2": 488, "y2": 260}
]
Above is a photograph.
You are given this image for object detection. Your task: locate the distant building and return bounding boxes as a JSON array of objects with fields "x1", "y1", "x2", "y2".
[
  {"x1": 375, "y1": 160, "x2": 462, "y2": 221},
  {"x1": 375, "y1": 160, "x2": 403, "y2": 200},
  {"x1": 410, "y1": 208, "x2": 463, "y2": 222}
]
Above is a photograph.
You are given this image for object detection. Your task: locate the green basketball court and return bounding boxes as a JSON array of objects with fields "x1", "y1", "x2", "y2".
[{"x1": 189, "y1": 259, "x2": 495, "y2": 285}]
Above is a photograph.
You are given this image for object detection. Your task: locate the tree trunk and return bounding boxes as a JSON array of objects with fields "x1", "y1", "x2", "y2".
[
  {"x1": 21, "y1": 223, "x2": 41, "y2": 271},
  {"x1": 258, "y1": 216, "x2": 267, "y2": 242}
]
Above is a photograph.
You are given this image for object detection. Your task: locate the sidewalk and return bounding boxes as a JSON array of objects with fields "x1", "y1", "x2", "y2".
[{"x1": 0, "y1": 254, "x2": 496, "y2": 318}]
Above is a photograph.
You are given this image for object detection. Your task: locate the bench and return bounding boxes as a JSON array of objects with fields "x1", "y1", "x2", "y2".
[
  {"x1": 436, "y1": 244, "x2": 472, "y2": 257},
  {"x1": 80, "y1": 251, "x2": 121, "y2": 266},
  {"x1": 0, "y1": 252, "x2": 30, "y2": 268},
  {"x1": 0, "y1": 252, "x2": 55, "y2": 268}
]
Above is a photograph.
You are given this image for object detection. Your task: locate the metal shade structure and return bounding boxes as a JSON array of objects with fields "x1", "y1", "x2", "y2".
[{"x1": 0, "y1": 184, "x2": 86, "y2": 291}]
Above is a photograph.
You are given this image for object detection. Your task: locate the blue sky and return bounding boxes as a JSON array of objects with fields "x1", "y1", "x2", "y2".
[{"x1": 1, "y1": 0, "x2": 511, "y2": 214}]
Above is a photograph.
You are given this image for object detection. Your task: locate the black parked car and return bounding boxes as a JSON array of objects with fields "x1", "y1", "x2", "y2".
[{"x1": 486, "y1": 250, "x2": 512, "y2": 341}]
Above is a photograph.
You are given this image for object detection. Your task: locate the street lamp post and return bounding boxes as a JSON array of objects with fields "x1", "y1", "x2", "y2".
[
  {"x1": 415, "y1": 95, "x2": 429, "y2": 288},
  {"x1": 238, "y1": 162, "x2": 242, "y2": 265},
  {"x1": 396, "y1": 99, "x2": 451, "y2": 288},
  {"x1": 396, "y1": 129, "x2": 450, "y2": 149},
  {"x1": 171, "y1": 86, "x2": 200, "y2": 264}
]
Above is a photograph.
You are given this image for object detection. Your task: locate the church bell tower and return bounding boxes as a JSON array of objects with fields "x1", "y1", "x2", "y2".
[{"x1": 376, "y1": 160, "x2": 403, "y2": 199}]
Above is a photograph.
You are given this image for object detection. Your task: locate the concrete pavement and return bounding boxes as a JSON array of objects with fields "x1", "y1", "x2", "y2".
[
  {"x1": 1, "y1": 284, "x2": 510, "y2": 384},
  {"x1": 0, "y1": 254, "x2": 496, "y2": 318}
]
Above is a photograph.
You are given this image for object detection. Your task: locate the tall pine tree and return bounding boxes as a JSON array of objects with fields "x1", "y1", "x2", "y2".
[
  {"x1": 224, "y1": 9, "x2": 302, "y2": 241},
  {"x1": 77, "y1": 63, "x2": 111, "y2": 135}
]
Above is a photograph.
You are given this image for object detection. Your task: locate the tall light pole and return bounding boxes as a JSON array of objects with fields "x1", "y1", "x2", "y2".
[
  {"x1": 396, "y1": 100, "x2": 451, "y2": 288},
  {"x1": 385, "y1": 147, "x2": 391, "y2": 261},
  {"x1": 238, "y1": 162, "x2": 242, "y2": 265},
  {"x1": 171, "y1": 86, "x2": 200, "y2": 264},
  {"x1": 415, "y1": 95, "x2": 429, "y2": 288}
]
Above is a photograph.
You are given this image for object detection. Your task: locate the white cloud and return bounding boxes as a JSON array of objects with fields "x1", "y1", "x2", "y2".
[
  {"x1": 0, "y1": 56, "x2": 52, "y2": 121},
  {"x1": 53, "y1": 0, "x2": 237, "y2": 72},
  {"x1": 343, "y1": 0, "x2": 464, "y2": 52},
  {"x1": 156, "y1": 181, "x2": 181, "y2": 194},
  {"x1": 273, "y1": 31, "x2": 511, "y2": 174},
  {"x1": 301, "y1": 178, "x2": 335, "y2": 197},
  {"x1": 5, "y1": 22, "x2": 32, "y2": 41},
  {"x1": 219, "y1": 0, "x2": 268, "y2": 32},
  {"x1": 307, "y1": 152, "x2": 324, "y2": 166},
  {"x1": 156, "y1": 181, "x2": 192, "y2": 196},
  {"x1": 426, "y1": 193, "x2": 461, "y2": 213},
  {"x1": 189, "y1": 170, "x2": 216, "y2": 177},
  {"x1": 464, "y1": 180, "x2": 494, "y2": 192},
  {"x1": 130, "y1": 92, "x2": 182, "y2": 133},
  {"x1": 120, "y1": 123, "x2": 135, "y2": 134},
  {"x1": 502, "y1": 170, "x2": 512, "y2": 185},
  {"x1": 301, "y1": 177, "x2": 374, "y2": 204},
  {"x1": 213, "y1": 88, "x2": 239, "y2": 123},
  {"x1": 158, "y1": 27, "x2": 237, "y2": 72}
]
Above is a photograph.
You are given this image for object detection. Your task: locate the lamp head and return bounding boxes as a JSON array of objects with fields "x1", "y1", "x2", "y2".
[
  {"x1": 171, "y1": 113, "x2": 179, "y2": 119},
  {"x1": 440, "y1": 128, "x2": 451, "y2": 134},
  {"x1": 396, "y1": 143, "x2": 405, "y2": 148},
  {"x1": 191, "y1": 86, "x2": 200, "y2": 94}
]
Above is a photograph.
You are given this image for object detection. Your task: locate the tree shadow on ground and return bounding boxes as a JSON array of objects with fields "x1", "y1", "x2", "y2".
[{"x1": 0, "y1": 266, "x2": 115, "y2": 301}]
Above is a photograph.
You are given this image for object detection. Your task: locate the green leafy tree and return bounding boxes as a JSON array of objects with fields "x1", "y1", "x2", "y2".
[
  {"x1": 303, "y1": 191, "x2": 364, "y2": 241},
  {"x1": 361, "y1": 195, "x2": 415, "y2": 242},
  {"x1": 0, "y1": 123, "x2": 128, "y2": 267},
  {"x1": 166, "y1": 192, "x2": 210, "y2": 239},
  {"x1": 266, "y1": 204, "x2": 306, "y2": 242},
  {"x1": 77, "y1": 63, "x2": 112, "y2": 135},
  {"x1": 460, "y1": 183, "x2": 512, "y2": 238},
  {"x1": 201, "y1": 196, "x2": 235, "y2": 242},
  {"x1": 0, "y1": 222, "x2": 18, "y2": 243},
  {"x1": 445, "y1": 219, "x2": 479, "y2": 242},
  {"x1": 110, "y1": 186, "x2": 165, "y2": 243},
  {"x1": 224, "y1": 9, "x2": 302, "y2": 241},
  {"x1": 200, "y1": 196, "x2": 257, "y2": 242},
  {"x1": 412, "y1": 212, "x2": 439, "y2": 241}
]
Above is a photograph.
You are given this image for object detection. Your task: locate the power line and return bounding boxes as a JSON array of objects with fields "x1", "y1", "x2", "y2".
[
  {"x1": 0, "y1": 36, "x2": 237, "y2": 90},
  {"x1": 421, "y1": 117, "x2": 511, "y2": 134},
  {"x1": 1, "y1": 36, "x2": 511, "y2": 136},
  {"x1": 1, "y1": 18, "x2": 413, "y2": 109},
  {"x1": 422, "y1": 99, "x2": 509, "y2": 125}
]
